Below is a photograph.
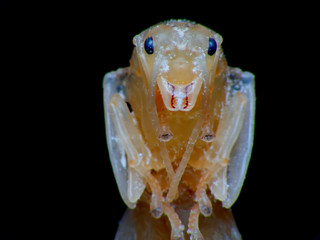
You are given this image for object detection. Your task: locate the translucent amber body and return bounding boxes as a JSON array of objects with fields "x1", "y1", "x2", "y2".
[{"x1": 103, "y1": 20, "x2": 255, "y2": 239}]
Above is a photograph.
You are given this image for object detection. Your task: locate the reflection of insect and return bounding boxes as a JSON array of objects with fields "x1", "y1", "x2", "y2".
[{"x1": 103, "y1": 20, "x2": 255, "y2": 240}]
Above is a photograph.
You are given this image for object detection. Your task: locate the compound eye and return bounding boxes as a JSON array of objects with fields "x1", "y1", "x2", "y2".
[
  {"x1": 144, "y1": 37, "x2": 154, "y2": 54},
  {"x1": 208, "y1": 37, "x2": 217, "y2": 56}
]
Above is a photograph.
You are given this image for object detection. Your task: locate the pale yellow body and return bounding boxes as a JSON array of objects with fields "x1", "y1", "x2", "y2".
[{"x1": 104, "y1": 20, "x2": 255, "y2": 240}]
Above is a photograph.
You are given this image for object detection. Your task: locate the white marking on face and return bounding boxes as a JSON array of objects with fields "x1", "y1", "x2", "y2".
[
  {"x1": 175, "y1": 90, "x2": 185, "y2": 109},
  {"x1": 173, "y1": 26, "x2": 188, "y2": 38},
  {"x1": 177, "y1": 42, "x2": 187, "y2": 51},
  {"x1": 160, "y1": 58, "x2": 169, "y2": 73}
]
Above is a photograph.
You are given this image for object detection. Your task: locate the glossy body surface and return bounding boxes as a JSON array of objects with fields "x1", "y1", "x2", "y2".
[{"x1": 103, "y1": 20, "x2": 255, "y2": 239}]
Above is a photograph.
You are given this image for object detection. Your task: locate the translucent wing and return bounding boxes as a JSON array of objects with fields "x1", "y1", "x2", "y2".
[
  {"x1": 103, "y1": 68, "x2": 136, "y2": 209},
  {"x1": 223, "y1": 70, "x2": 256, "y2": 208}
]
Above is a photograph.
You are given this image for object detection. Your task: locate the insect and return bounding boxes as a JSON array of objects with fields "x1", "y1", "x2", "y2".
[{"x1": 103, "y1": 20, "x2": 255, "y2": 240}]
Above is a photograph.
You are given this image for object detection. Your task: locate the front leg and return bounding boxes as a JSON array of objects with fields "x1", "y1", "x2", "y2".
[
  {"x1": 188, "y1": 92, "x2": 247, "y2": 238},
  {"x1": 110, "y1": 93, "x2": 164, "y2": 216},
  {"x1": 110, "y1": 94, "x2": 185, "y2": 239},
  {"x1": 109, "y1": 93, "x2": 151, "y2": 203}
]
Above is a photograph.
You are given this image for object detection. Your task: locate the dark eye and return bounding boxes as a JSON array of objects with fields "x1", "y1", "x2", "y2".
[
  {"x1": 208, "y1": 38, "x2": 217, "y2": 56},
  {"x1": 144, "y1": 37, "x2": 154, "y2": 54}
]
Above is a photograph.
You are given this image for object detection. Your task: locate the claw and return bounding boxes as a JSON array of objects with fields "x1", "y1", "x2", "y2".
[
  {"x1": 151, "y1": 206, "x2": 163, "y2": 219},
  {"x1": 148, "y1": 173, "x2": 164, "y2": 219},
  {"x1": 200, "y1": 133, "x2": 215, "y2": 142},
  {"x1": 171, "y1": 225, "x2": 185, "y2": 240},
  {"x1": 199, "y1": 204, "x2": 212, "y2": 217},
  {"x1": 198, "y1": 192, "x2": 212, "y2": 217},
  {"x1": 195, "y1": 179, "x2": 213, "y2": 217},
  {"x1": 149, "y1": 191, "x2": 163, "y2": 219},
  {"x1": 188, "y1": 229, "x2": 204, "y2": 240},
  {"x1": 200, "y1": 116, "x2": 215, "y2": 142},
  {"x1": 159, "y1": 130, "x2": 173, "y2": 142}
]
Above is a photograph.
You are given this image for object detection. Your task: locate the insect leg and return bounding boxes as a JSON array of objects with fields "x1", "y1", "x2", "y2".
[
  {"x1": 156, "y1": 92, "x2": 175, "y2": 180},
  {"x1": 157, "y1": 91, "x2": 173, "y2": 142},
  {"x1": 187, "y1": 204, "x2": 204, "y2": 240},
  {"x1": 195, "y1": 92, "x2": 248, "y2": 211},
  {"x1": 146, "y1": 172, "x2": 164, "y2": 218},
  {"x1": 200, "y1": 116, "x2": 215, "y2": 142},
  {"x1": 195, "y1": 171, "x2": 214, "y2": 217},
  {"x1": 147, "y1": 172, "x2": 186, "y2": 239},
  {"x1": 212, "y1": 92, "x2": 247, "y2": 166},
  {"x1": 109, "y1": 94, "x2": 151, "y2": 203},
  {"x1": 162, "y1": 202, "x2": 185, "y2": 240}
]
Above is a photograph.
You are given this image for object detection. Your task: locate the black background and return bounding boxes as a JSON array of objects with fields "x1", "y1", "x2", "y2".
[{"x1": 1, "y1": 1, "x2": 320, "y2": 239}]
